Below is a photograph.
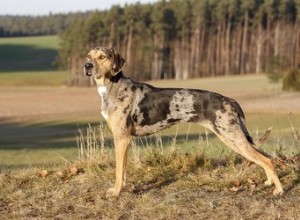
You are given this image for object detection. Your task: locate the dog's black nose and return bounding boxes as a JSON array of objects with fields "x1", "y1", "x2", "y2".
[{"x1": 85, "y1": 63, "x2": 93, "y2": 69}]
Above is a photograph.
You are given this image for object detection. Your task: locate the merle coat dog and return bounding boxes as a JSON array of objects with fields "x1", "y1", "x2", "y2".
[{"x1": 84, "y1": 47, "x2": 284, "y2": 197}]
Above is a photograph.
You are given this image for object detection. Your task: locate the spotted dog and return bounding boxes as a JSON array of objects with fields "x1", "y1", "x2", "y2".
[{"x1": 84, "y1": 47, "x2": 284, "y2": 197}]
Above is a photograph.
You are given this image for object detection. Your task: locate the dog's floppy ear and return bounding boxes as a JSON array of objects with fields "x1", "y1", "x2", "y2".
[{"x1": 111, "y1": 50, "x2": 126, "y2": 76}]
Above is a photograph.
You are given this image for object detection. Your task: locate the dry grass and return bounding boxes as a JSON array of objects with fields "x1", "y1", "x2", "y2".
[
  {"x1": 1, "y1": 125, "x2": 299, "y2": 219},
  {"x1": 0, "y1": 148, "x2": 299, "y2": 219}
]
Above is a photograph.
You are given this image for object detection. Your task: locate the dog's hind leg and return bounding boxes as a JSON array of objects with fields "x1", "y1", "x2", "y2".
[{"x1": 205, "y1": 117, "x2": 284, "y2": 195}]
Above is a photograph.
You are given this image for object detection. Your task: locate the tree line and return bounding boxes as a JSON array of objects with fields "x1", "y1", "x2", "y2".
[
  {"x1": 1, "y1": 0, "x2": 300, "y2": 86},
  {"x1": 0, "y1": 13, "x2": 87, "y2": 37}
]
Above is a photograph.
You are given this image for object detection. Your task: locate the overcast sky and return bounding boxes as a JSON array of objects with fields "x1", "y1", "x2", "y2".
[{"x1": 0, "y1": 0, "x2": 157, "y2": 16}]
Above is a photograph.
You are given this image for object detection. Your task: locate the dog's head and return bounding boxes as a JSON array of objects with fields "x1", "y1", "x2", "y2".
[{"x1": 84, "y1": 47, "x2": 126, "y2": 80}]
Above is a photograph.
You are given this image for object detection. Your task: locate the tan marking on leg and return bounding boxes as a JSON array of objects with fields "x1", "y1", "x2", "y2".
[
  {"x1": 107, "y1": 134, "x2": 131, "y2": 197},
  {"x1": 216, "y1": 132, "x2": 283, "y2": 195},
  {"x1": 106, "y1": 112, "x2": 132, "y2": 197}
]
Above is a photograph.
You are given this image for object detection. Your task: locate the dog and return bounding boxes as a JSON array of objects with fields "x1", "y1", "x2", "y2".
[{"x1": 84, "y1": 47, "x2": 284, "y2": 197}]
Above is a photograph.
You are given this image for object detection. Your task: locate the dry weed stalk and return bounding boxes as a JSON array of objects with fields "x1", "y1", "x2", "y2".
[{"x1": 77, "y1": 123, "x2": 110, "y2": 166}]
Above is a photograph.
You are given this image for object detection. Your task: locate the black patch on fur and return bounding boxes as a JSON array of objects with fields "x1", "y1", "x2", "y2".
[
  {"x1": 167, "y1": 118, "x2": 181, "y2": 124},
  {"x1": 188, "y1": 115, "x2": 200, "y2": 122},
  {"x1": 246, "y1": 135, "x2": 254, "y2": 145},
  {"x1": 132, "y1": 114, "x2": 138, "y2": 123},
  {"x1": 110, "y1": 71, "x2": 124, "y2": 83},
  {"x1": 126, "y1": 115, "x2": 132, "y2": 128},
  {"x1": 118, "y1": 95, "x2": 128, "y2": 102},
  {"x1": 131, "y1": 85, "x2": 137, "y2": 92},
  {"x1": 229, "y1": 118, "x2": 237, "y2": 125},
  {"x1": 138, "y1": 89, "x2": 177, "y2": 126},
  {"x1": 203, "y1": 99, "x2": 209, "y2": 110},
  {"x1": 228, "y1": 98, "x2": 254, "y2": 145},
  {"x1": 122, "y1": 105, "x2": 130, "y2": 114}
]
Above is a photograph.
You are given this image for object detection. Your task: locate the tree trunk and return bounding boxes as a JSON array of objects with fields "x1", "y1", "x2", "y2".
[
  {"x1": 241, "y1": 11, "x2": 249, "y2": 74},
  {"x1": 255, "y1": 24, "x2": 266, "y2": 74},
  {"x1": 126, "y1": 21, "x2": 133, "y2": 66},
  {"x1": 274, "y1": 21, "x2": 280, "y2": 57},
  {"x1": 174, "y1": 40, "x2": 182, "y2": 80},
  {"x1": 152, "y1": 34, "x2": 164, "y2": 80},
  {"x1": 225, "y1": 19, "x2": 231, "y2": 75},
  {"x1": 109, "y1": 22, "x2": 115, "y2": 48}
]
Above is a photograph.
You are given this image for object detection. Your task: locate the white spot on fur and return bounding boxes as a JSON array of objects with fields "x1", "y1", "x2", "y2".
[
  {"x1": 169, "y1": 90, "x2": 196, "y2": 120},
  {"x1": 98, "y1": 86, "x2": 108, "y2": 120},
  {"x1": 98, "y1": 86, "x2": 107, "y2": 96},
  {"x1": 101, "y1": 111, "x2": 109, "y2": 120}
]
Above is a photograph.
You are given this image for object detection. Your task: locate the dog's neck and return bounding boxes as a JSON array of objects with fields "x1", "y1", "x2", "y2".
[
  {"x1": 94, "y1": 71, "x2": 124, "y2": 87},
  {"x1": 110, "y1": 71, "x2": 124, "y2": 83}
]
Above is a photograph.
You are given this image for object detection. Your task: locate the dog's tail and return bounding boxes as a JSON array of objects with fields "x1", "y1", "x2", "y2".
[
  {"x1": 239, "y1": 115, "x2": 255, "y2": 145},
  {"x1": 229, "y1": 99, "x2": 254, "y2": 145}
]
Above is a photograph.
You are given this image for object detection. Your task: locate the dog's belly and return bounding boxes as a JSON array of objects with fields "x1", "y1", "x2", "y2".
[{"x1": 131, "y1": 118, "x2": 185, "y2": 136}]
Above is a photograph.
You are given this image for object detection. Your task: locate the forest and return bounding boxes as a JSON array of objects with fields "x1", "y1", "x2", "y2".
[{"x1": 1, "y1": 0, "x2": 300, "y2": 86}]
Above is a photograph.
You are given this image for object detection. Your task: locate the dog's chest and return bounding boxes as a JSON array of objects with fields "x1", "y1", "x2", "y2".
[{"x1": 98, "y1": 86, "x2": 109, "y2": 120}]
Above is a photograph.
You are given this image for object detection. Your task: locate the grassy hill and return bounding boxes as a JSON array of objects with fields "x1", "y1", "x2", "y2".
[
  {"x1": 0, "y1": 36, "x2": 67, "y2": 86},
  {"x1": 0, "y1": 36, "x2": 59, "y2": 72}
]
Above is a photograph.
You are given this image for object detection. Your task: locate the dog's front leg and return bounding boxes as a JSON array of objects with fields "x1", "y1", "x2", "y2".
[{"x1": 107, "y1": 134, "x2": 131, "y2": 197}]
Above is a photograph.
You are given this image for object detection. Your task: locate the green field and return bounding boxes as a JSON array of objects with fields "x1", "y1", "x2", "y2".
[
  {"x1": 0, "y1": 36, "x2": 67, "y2": 86},
  {"x1": 0, "y1": 35, "x2": 60, "y2": 72}
]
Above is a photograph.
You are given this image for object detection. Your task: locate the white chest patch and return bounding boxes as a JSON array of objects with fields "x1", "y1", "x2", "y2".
[
  {"x1": 98, "y1": 86, "x2": 107, "y2": 96},
  {"x1": 97, "y1": 86, "x2": 109, "y2": 120}
]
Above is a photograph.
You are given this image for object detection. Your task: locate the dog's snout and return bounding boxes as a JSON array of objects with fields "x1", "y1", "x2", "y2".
[{"x1": 85, "y1": 63, "x2": 93, "y2": 69}]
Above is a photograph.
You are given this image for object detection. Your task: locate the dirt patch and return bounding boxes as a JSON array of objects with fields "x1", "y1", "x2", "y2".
[
  {"x1": 0, "y1": 87, "x2": 100, "y2": 123},
  {"x1": 1, "y1": 87, "x2": 299, "y2": 124},
  {"x1": 239, "y1": 92, "x2": 300, "y2": 114}
]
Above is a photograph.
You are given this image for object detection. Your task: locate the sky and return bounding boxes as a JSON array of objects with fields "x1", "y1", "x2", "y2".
[{"x1": 0, "y1": 0, "x2": 157, "y2": 16}]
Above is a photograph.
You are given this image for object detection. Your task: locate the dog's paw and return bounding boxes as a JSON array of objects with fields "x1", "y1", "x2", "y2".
[
  {"x1": 106, "y1": 187, "x2": 120, "y2": 198},
  {"x1": 264, "y1": 179, "x2": 273, "y2": 186},
  {"x1": 273, "y1": 188, "x2": 284, "y2": 196}
]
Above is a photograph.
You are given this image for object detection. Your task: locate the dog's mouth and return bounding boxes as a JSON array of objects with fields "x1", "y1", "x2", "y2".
[
  {"x1": 85, "y1": 69, "x2": 92, "y2": 76},
  {"x1": 84, "y1": 68, "x2": 101, "y2": 79}
]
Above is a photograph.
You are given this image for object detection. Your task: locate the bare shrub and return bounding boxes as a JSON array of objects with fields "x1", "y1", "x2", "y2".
[{"x1": 282, "y1": 68, "x2": 300, "y2": 92}]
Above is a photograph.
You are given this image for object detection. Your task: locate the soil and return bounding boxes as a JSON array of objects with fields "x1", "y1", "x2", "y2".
[{"x1": 1, "y1": 87, "x2": 299, "y2": 123}]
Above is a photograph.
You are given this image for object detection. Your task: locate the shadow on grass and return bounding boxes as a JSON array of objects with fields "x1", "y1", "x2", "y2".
[
  {"x1": 0, "y1": 44, "x2": 58, "y2": 72},
  {"x1": 0, "y1": 120, "x2": 216, "y2": 150},
  {"x1": 0, "y1": 121, "x2": 99, "y2": 149}
]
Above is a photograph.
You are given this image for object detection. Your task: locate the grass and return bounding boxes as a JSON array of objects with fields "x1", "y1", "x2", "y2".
[
  {"x1": 0, "y1": 70, "x2": 67, "y2": 87},
  {"x1": 0, "y1": 141, "x2": 299, "y2": 219},
  {"x1": 0, "y1": 36, "x2": 59, "y2": 49},
  {"x1": 0, "y1": 36, "x2": 60, "y2": 72},
  {"x1": 0, "y1": 36, "x2": 66, "y2": 87}
]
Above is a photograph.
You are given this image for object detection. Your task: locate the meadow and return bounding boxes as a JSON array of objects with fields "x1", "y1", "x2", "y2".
[{"x1": 0, "y1": 36, "x2": 299, "y2": 218}]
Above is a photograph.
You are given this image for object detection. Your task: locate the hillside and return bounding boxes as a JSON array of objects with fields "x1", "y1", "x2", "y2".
[
  {"x1": 0, "y1": 147, "x2": 299, "y2": 219},
  {"x1": 0, "y1": 35, "x2": 59, "y2": 72}
]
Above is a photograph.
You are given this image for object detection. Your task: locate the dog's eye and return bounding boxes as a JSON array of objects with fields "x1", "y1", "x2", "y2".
[
  {"x1": 87, "y1": 55, "x2": 91, "y2": 59},
  {"x1": 99, "y1": 55, "x2": 106, "y2": 59}
]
